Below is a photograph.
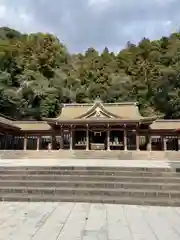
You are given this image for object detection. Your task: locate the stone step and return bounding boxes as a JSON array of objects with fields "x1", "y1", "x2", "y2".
[
  {"x1": 0, "y1": 166, "x2": 175, "y2": 172},
  {"x1": 1, "y1": 150, "x2": 180, "y2": 160},
  {"x1": 0, "y1": 170, "x2": 178, "y2": 177},
  {"x1": 0, "y1": 180, "x2": 180, "y2": 191},
  {"x1": 166, "y1": 151, "x2": 180, "y2": 160},
  {"x1": 0, "y1": 165, "x2": 180, "y2": 206},
  {"x1": 0, "y1": 193, "x2": 180, "y2": 206},
  {"x1": 73, "y1": 151, "x2": 167, "y2": 160},
  {"x1": 1, "y1": 174, "x2": 180, "y2": 183},
  {"x1": 0, "y1": 186, "x2": 180, "y2": 199}
]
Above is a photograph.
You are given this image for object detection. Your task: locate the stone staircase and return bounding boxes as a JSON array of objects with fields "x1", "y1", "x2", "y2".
[
  {"x1": 0, "y1": 150, "x2": 180, "y2": 160},
  {"x1": 0, "y1": 166, "x2": 180, "y2": 206}
]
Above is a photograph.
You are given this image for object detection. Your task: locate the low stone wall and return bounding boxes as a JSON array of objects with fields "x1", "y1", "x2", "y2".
[{"x1": 0, "y1": 150, "x2": 179, "y2": 160}]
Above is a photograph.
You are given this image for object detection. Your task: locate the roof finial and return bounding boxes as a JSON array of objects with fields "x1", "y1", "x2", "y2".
[{"x1": 94, "y1": 96, "x2": 102, "y2": 103}]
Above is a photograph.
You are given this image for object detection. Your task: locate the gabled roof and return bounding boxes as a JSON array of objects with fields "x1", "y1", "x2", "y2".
[{"x1": 49, "y1": 102, "x2": 145, "y2": 121}]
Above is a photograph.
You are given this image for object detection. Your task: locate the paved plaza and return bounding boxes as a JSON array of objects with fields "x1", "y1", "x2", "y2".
[{"x1": 0, "y1": 202, "x2": 180, "y2": 240}]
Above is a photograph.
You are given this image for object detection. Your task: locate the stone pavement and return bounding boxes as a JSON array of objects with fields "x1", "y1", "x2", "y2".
[
  {"x1": 0, "y1": 158, "x2": 180, "y2": 168},
  {"x1": 0, "y1": 202, "x2": 180, "y2": 240}
]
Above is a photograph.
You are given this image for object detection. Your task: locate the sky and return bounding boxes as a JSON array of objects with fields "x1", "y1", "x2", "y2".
[{"x1": 0, "y1": 0, "x2": 179, "y2": 53}]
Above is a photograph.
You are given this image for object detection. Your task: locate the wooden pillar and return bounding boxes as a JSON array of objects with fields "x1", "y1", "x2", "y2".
[
  {"x1": 86, "y1": 124, "x2": 89, "y2": 150},
  {"x1": 163, "y1": 136, "x2": 167, "y2": 151},
  {"x1": 51, "y1": 134, "x2": 56, "y2": 150},
  {"x1": 60, "y1": 125, "x2": 63, "y2": 150},
  {"x1": 124, "y1": 127, "x2": 127, "y2": 151},
  {"x1": 24, "y1": 133, "x2": 27, "y2": 151},
  {"x1": 147, "y1": 134, "x2": 152, "y2": 151},
  {"x1": 70, "y1": 125, "x2": 73, "y2": 150},
  {"x1": 107, "y1": 125, "x2": 110, "y2": 151},
  {"x1": 136, "y1": 132, "x2": 140, "y2": 151},
  {"x1": 4, "y1": 134, "x2": 7, "y2": 150},
  {"x1": 178, "y1": 136, "x2": 180, "y2": 151},
  {"x1": 36, "y1": 135, "x2": 40, "y2": 151}
]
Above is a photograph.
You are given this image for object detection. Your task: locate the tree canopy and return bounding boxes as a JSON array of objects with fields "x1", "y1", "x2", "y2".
[{"x1": 0, "y1": 26, "x2": 180, "y2": 119}]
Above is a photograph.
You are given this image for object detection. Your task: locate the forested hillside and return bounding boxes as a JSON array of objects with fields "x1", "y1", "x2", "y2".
[{"x1": 0, "y1": 27, "x2": 180, "y2": 120}]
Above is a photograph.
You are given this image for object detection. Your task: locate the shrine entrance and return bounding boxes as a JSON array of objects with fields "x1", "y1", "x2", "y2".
[{"x1": 89, "y1": 130, "x2": 107, "y2": 150}]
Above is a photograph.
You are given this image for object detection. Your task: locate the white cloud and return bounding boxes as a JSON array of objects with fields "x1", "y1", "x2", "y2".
[
  {"x1": 88, "y1": 0, "x2": 111, "y2": 8},
  {"x1": 0, "y1": 0, "x2": 179, "y2": 52},
  {"x1": 0, "y1": 5, "x2": 6, "y2": 18}
]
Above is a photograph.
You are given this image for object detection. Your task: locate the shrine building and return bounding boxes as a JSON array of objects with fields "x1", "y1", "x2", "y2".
[{"x1": 0, "y1": 100, "x2": 180, "y2": 151}]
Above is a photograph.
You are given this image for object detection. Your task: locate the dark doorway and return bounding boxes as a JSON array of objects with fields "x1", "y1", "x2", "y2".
[{"x1": 90, "y1": 131, "x2": 107, "y2": 150}]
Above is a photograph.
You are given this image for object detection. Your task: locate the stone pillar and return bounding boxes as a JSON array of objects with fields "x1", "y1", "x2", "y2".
[
  {"x1": 147, "y1": 134, "x2": 152, "y2": 151},
  {"x1": 60, "y1": 126, "x2": 63, "y2": 150},
  {"x1": 107, "y1": 128, "x2": 110, "y2": 151},
  {"x1": 24, "y1": 133, "x2": 27, "y2": 151},
  {"x1": 124, "y1": 128, "x2": 127, "y2": 151},
  {"x1": 163, "y1": 136, "x2": 167, "y2": 151},
  {"x1": 70, "y1": 125, "x2": 73, "y2": 150},
  {"x1": 36, "y1": 135, "x2": 40, "y2": 151},
  {"x1": 86, "y1": 125, "x2": 89, "y2": 151},
  {"x1": 136, "y1": 133, "x2": 140, "y2": 151}
]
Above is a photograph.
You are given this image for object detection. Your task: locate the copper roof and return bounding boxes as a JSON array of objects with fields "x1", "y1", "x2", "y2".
[
  {"x1": 0, "y1": 115, "x2": 20, "y2": 130},
  {"x1": 150, "y1": 120, "x2": 180, "y2": 130},
  {"x1": 12, "y1": 119, "x2": 180, "y2": 131},
  {"x1": 0, "y1": 113, "x2": 180, "y2": 131},
  {"x1": 48, "y1": 102, "x2": 145, "y2": 121},
  {"x1": 5, "y1": 102, "x2": 180, "y2": 132},
  {"x1": 14, "y1": 121, "x2": 52, "y2": 131}
]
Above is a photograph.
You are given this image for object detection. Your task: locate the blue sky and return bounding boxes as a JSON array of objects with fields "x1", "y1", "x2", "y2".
[{"x1": 0, "y1": 0, "x2": 179, "y2": 52}]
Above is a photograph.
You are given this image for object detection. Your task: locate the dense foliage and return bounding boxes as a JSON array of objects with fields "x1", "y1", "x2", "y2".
[{"x1": 0, "y1": 27, "x2": 180, "y2": 119}]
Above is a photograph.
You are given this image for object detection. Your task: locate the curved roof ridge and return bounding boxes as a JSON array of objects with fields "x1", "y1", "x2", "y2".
[
  {"x1": 155, "y1": 119, "x2": 180, "y2": 122},
  {"x1": 75, "y1": 102, "x2": 120, "y2": 119},
  {"x1": 63, "y1": 102, "x2": 137, "y2": 107},
  {"x1": 104, "y1": 102, "x2": 137, "y2": 106},
  {"x1": 14, "y1": 120, "x2": 48, "y2": 124},
  {"x1": 63, "y1": 103, "x2": 93, "y2": 107}
]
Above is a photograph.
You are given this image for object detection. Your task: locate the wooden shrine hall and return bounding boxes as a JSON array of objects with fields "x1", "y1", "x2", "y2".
[{"x1": 0, "y1": 100, "x2": 180, "y2": 151}]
